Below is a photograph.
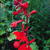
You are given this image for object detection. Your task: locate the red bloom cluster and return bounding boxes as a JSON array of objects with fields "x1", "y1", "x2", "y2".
[
  {"x1": 18, "y1": 43, "x2": 32, "y2": 50},
  {"x1": 12, "y1": 8, "x2": 23, "y2": 15},
  {"x1": 10, "y1": 0, "x2": 38, "y2": 50},
  {"x1": 13, "y1": 31, "x2": 28, "y2": 41},
  {"x1": 13, "y1": 41, "x2": 32, "y2": 50},
  {"x1": 13, "y1": 0, "x2": 37, "y2": 17},
  {"x1": 13, "y1": 31, "x2": 35, "y2": 50},
  {"x1": 20, "y1": 2, "x2": 28, "y2": 8}
]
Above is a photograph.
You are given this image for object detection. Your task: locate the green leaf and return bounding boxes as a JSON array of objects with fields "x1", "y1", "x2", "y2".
[
  {"x1": 7, "y1": 33, "x2": 16, "y2": 41},
  {"x1": 46, "y1": 31, "x2": 50, "y2": 34},
  {"x1": 0, "y1": 30, "x2": 5, "y2": 35},
  {"x1": 43, "y1": 46, "x2": 49, "y2": 50},
  {"x1": 0, "y1": 38, "x2": 4, "y2": 44},
  {"x1": 30, "y1": 42, "x2": 38, "y2": 50},
  {"x1": 46, "y1": 39, "x2": 50, "y2": 47}
]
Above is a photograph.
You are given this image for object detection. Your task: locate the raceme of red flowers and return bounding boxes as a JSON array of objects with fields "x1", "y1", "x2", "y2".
[{"x1": 10, "y1": 0, "x2": 37, "y2": 50}]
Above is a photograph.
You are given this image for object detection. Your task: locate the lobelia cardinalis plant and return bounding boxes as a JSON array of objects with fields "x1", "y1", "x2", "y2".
[{"x1": 10, "y1": 0, "x2": 37, "y2": 50}]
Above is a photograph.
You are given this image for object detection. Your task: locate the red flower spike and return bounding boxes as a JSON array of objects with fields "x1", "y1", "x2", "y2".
[
  {"x1": 30, "y1": 10, "x2": 37, "y2": 15},
  {"x1": 13, "y1": 41, "x2": 20, "y2": 48},
  {"x1": 12, "y1": 8, "x2": 23, "y2": 15},
  {"x1": 12, "y1": 0, "x2": 36, "y2": 49},
  {"x1": 29, "y1": 39, "x2": 36, "y2": 43},
  {"x1": 20, "y1": 2, "x2": 28, "y2": 8}
]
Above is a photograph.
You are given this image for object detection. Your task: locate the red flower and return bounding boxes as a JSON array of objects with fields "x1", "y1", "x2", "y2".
[
  {"x1": 13, "y1": 31, "x2": 21, "y2": 40},
  {"x1": 20, "y1": 2, "x2": 28, "y2": 8},
  {"x1": 13, "y1": 31, "x2": 25, "y2": 40},
  {"x1": 23, "y1": 8, "x2": 29, "y2": 17},
  {"x1": 30, "y1": 10, "x2": 37, "y2": 15},
  {"x1": 24, "y1": 26, "x2": 29, "y2": 31},
  {"x1": 22, "y1": 24, "x2": 24, "y2": 31},
  {"x1": 18, "y1": 43, "x2": 27, "y2": 50},
  {"x1": 13, "y1": 31, "x2": 26, "y2": 36},
  {"x1": 29, "y1": 39, "x2": 36, "y2": 43},
  {"x1": 10, "y1": 20, "x2": 24, "y2": 27},
  {"x1": 18, "y1": 44, "x2": 32, "y2": 50},
  {"x1": 21, "y1": 36, "x2": 28, "y2": 42},
  {"x1": 17, "y1": 0, "x2": 23, "y2": 2},
  {"x1": 10, "y1": 21, "x2": 17, "y2": 27},
  {"x1": 13, "y1": 31, "x2": 28, "y2": 42},
  {"x1": 27, "y1": 45, "x2": 32, "y2": 50},
  {"x1": 16, "y1": 20, "x2": 24, "y2": 23},
  {"x1": 18, "y1": 46, "x2": 27, "y2": 50},
  {"x1": 14, "y1": 0, "x2": 23, "y2": 5},
  {"x1": 12, "y1": 11, "x2": 18, "y2": 15},
  {"x1": 13, "y1": 31, "x2": 21, "y2": 36},
  {"x1": 13, "y1": 41, "x2": 20, "y2": 48},
  {"x1": 16, "y1": 36, "x2": 21, "y2": 40},
  {"x1": 14, "y1": 0, "x2": 19, "y2": 5},
  {"x1": 12, "y1": 8, "x2": 23, "y2": 15}
]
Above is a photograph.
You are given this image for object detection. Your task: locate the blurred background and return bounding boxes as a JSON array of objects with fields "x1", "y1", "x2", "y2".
[{"x1": 0, "y1": 0, "x2": 50, "y2": 50}]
